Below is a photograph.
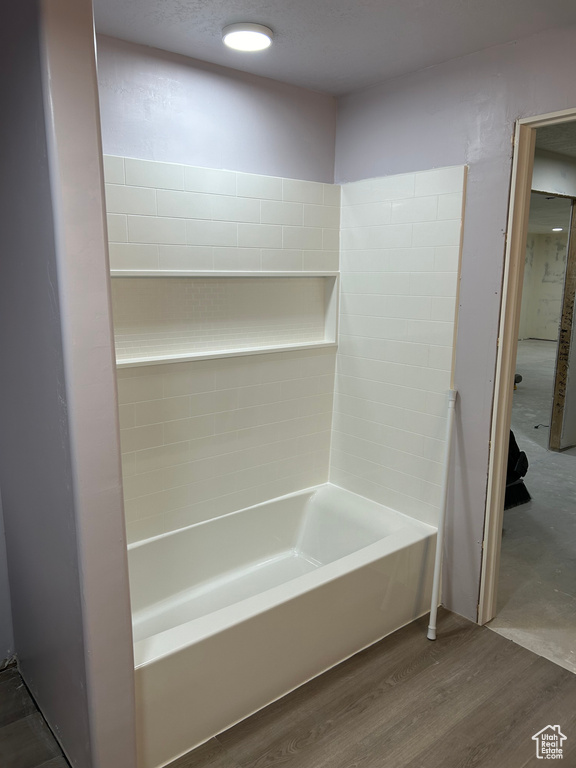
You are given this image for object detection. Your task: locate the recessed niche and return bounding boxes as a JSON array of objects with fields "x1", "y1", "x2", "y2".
[{"x1": 110, "y1": 272, "x2": 338, "y2": 367}]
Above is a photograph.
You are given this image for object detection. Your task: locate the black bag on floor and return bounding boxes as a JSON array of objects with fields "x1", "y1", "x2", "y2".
[{"x1": 504, "y1": 430, "x2": 531, "y2": 509}]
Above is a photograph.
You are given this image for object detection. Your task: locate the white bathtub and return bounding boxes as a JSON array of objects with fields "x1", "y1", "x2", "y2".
[{"x1": 129, "y1": 483, "x2": 436, "y2": 768}]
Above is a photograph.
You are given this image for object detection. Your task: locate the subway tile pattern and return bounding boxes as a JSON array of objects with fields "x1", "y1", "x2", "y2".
[
  {"x1": 102, "y1": 157, "x2": 340, "y2": 540},
  {"x1": 111, "y1": 277, "x2": 327, "y2": 362},
  {"x1": 103, "y1": 156, "x2": 340, "y2": 272},
  {"x1": 330, "y1": 166, "x2": 466, "y2": 527},
  {"x1": 118, "y1": 349, "x2": 335, "y2": 542},
  {"x1": 104, "y1": 157, "x2": 467, "y2": 539}
]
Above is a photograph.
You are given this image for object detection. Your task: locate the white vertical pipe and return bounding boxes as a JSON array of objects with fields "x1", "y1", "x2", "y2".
[{"x1": 427, "y1": 389, "x2": 457, "y2": 641}]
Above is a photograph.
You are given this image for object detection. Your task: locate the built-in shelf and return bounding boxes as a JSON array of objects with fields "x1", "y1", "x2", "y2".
[
  {"x1": 110, "y1": 272, "x2": 339, "y2": 367},
  {"x1": 110, "y1": 270, "x2": 339, "y2": 278},
  {"x1": 116, "y1": 341, "x2": 338, "y2": 368}
]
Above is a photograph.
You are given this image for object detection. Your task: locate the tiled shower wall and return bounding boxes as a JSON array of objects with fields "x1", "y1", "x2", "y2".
[
  {"x1": 103, "y1": 155, "x2": 340, "y2": 272},
  {"x1": 103, "y1": 156, "x2": 339, "y2": 541},
  {"x1": 330, "y1": 167, "x2": 465, "y2": 527},
  {"x1": 111, "y1": 276, "x2": 328, "y2": 362},
  {"x1": 117, "y1": 351, "x2": 334, "y2": 543},
  {"x1": 104, "y1": 157, "x2": 465, "y2": 540}
]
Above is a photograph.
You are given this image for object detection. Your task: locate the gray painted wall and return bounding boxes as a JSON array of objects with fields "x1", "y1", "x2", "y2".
[
  {"x1": 533, "y1": 149, "x2": 576, "y2": 197},
  {"x1": 97, "y1": 36, "x2": 338, "y2": 183},
  {"x1": 0, "y1": 2, "x2": 92, "y2": 764},
  {"x1": 335, "y1": 24, "x2": 576, "y2": 619},
  {"x1": 0, "y1": 495, "x2": 14, "y2": 664}
]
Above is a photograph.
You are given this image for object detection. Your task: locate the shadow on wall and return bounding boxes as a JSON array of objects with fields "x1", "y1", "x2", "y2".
[{"x1": 0, "y1": 495, "x2": 14, "y2": 664}]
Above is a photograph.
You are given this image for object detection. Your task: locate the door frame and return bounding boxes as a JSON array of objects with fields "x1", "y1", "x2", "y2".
[{"x1": 479, "y1": 106, "x2": 576, "y2": 625}]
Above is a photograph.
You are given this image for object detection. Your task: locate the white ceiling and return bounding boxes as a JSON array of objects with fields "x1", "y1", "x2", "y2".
[{"x1": 93, "y1": 0, "x2": 576, "y2": 95}]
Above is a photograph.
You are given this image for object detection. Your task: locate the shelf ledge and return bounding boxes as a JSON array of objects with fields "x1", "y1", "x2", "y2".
[
  {"x1": 110, "y1": 270, "x2": 339, "y2": 278},
  {"x1": 116, "y1": 341, "x2": 338, "y2": 368}
]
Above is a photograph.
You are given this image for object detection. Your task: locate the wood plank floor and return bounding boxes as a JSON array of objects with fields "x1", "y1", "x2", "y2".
[
  {"x1": 0, "y1": 667, "x2": 68, "y2": 768},
  {"x1": 1, "y1": 609, "x2": 574, "y2": 768},
  {"x1": 168, "y1": 609, "x2": 576, "y2": 768}
]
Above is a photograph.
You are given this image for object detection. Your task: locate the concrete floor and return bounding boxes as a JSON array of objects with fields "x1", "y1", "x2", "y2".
[{"x1": 488, "y1": 338, "x2": 576, "y2": 673}]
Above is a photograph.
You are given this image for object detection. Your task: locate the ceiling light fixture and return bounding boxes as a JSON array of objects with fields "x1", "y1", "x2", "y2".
[
  {"x1": 553, "y1": 227, "x2": 563, "y2": 232},
  {"x1": 222, "y1": 23, "x2": 273, "y2": 52}
]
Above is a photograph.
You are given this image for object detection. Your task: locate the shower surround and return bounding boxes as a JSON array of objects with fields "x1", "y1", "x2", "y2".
[
  {"x1": 104, "y1": 155, "x2": 465, "y2": 767},
  {"x1": 333, "y1": 166, "x2": 464, "y2": 526},
  {"x1": 106, "y1": 155, "x2": 340, "y2": 542}
]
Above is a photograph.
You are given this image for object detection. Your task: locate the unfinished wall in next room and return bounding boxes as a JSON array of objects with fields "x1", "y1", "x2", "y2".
[
  {"x1": 519, "y1": 232, "x2": 568, "y2": 341},
  {"x1": 330, "y1": 166, "x2": 465, "y2": 527}
]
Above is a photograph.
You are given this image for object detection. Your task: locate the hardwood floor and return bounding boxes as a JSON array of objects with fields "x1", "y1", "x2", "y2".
[
  {"x1": 0, "y1": 667, "x2": 68, "y2": 768},
  {"x1": 169, "y1": 609, "x2": 576, "y2": 768},
  {"x1": 1, "y1": 609, "x2": 574, "y2": 768}
]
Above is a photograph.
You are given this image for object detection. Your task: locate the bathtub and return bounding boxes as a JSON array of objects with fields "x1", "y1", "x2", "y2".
[{"x1": 129, "y1": 483, "x2": 436, "y2": 768}]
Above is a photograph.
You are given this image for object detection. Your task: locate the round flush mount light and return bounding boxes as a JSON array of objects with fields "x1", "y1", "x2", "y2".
[
  {"x1": 553, "y1": 227, "x2": 564, "y2": 232},
  {"x1": 222, "y1": 23, "x2": 273, "y2": 52}
]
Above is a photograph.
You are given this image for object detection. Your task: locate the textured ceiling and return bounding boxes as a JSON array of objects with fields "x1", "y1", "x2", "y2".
[
  {"x1": 528, "y1": 193, "x2": 572, "y2": 234},
  {"x1": 93, "y1": 0, "x2": 576, "y2": 95},
  {"x1": 536, "y1": 123, "x2": 576, "y2": 160}
]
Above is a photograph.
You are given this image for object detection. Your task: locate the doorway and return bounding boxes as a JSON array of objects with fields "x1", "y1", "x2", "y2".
[
  {"x1": 488, "y1": 191, "x2": 576, "y2": 672},
  {"x1": 480, "y1": 109, "x2": 576, "y2": 673},
  {"x1": 519, "y1": 192, "x2": 573, "y2": 454}
]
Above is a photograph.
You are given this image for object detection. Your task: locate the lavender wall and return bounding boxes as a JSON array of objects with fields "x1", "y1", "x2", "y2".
[
  {"x1": 0, "y1": 1, "x2": 91, "y2": 762},
  {"x1": 335, "y1": 25, "x2": 576, "y2": 620},
  {"x1": 97, "y1": 36, "x2": 337, "y2": 183},
  {"x1": 0, "y1": 2, "x2": 137, "y2": 766},
  {"x1": 41, "y1": 1, "x2": 137, "y2": 766}
]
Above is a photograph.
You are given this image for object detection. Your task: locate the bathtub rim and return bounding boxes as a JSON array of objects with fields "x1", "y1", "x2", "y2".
[
  {"x1": 126, "y1": 486, "x2": 320, "y2": 552},
  {"x1": 127, "y1": 482, "x2": 433, "y2": 552},
  {"x1": 132, "y1": 484, "x2": 436, "y2": 668}
]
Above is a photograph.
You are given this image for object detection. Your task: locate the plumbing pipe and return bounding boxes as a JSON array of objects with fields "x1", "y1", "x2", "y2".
[{"x1": 427, "y1": 388, "x2": 457, "y2": 641}]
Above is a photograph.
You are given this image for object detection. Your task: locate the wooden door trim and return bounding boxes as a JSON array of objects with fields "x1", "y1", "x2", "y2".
[
  {"x1": 480, "y1": 105, "x2": 576, "y2": 625},
  {"x1": 478, "y1": 122, "x2": 536, "y2": 624}
]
